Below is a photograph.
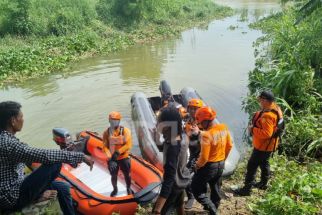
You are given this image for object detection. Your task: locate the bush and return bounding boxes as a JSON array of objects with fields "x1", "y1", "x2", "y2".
[
  {"x1": 0, "y1": 0, "x2": 97, "y2": 36},
  {"x1": 251, "y1": 156, "x2": 322, "y2": 215},
  {"x1": 281, "y1": 115, "x2": 322, "y2": 159},
  {"x1": 29, "y1": 0, "x2": 97, "y2": 36},
  {"x1": 0, "y1": 0, "x2": 32, "y2": 35}
]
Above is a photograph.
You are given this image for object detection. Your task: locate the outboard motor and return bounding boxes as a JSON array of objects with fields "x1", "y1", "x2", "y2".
[
  {"x1": 53, "y1": 128, "x2": 73, "y2": 149},
  {"x1": 159, "y1": 80, "x2": 174, "y2": 105},
  {"x1": 53, "y1": 128, "x2": 88, "y2": 153}
]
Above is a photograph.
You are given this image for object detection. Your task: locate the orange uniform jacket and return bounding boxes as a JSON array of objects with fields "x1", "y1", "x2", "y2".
[
  {"x1": 196, "y1": 123, "x2": 233, "y2": 168},
  {"x1": 252, "y1": 103, "x2": 283, "y2": 152},
  {"x1": 102, "y1": 126, "x2": 132, "y2": 160}
]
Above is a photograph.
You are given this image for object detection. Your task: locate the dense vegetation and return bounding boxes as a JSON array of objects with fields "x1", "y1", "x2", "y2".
[
  {"x1": 0, "y1": 0, "x2": 232, "y2": 84},
  {"x1": 251, "y1": 156, "x2": 322, "y2": 215},
  {"x1": 244, "y1": 0, "x2": 322, "y2": 214},
  {"x1": 245, "y1": 0, "x2": 322, "y2": 159}
]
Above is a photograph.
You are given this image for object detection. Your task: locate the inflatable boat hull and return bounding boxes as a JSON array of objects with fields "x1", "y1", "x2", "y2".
[{"x1": 33, "y1": 131, "x2": 162, "y2": 215}]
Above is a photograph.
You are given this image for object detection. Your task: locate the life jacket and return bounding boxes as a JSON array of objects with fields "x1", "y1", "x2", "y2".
[
  {"x1": 107, "y1": 126, "x2": 127, "y2": 159},
  {"x1": 252, "y1": 104, "x2": 284, "y2": 151}
]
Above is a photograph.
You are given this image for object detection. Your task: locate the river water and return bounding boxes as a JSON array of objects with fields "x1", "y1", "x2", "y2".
[{"x1": 0, "y1": 0, "x2": 280, "y2": 154}]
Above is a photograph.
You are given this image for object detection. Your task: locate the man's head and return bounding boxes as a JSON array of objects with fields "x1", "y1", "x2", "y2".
[
  {"x1": 157, "y1": 107, "x2": 182, "y2": 142},
  {"x1": 258, "y1": 90, "x2": 275, "y2": 109},
  {"x1": 0, "y1": 101, "x2": 23, "y2": 133},
  {"x1": 195, "y1": 106, "x2": 216, "y2": 130},
  {"x1": 108, "y1": 111, "x2": 122, "y2": 129},
  {"x1": 187, "y1": 98, "x2": 203, "y2": 120}
]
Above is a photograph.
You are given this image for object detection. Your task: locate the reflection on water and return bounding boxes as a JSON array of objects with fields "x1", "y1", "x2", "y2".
[
  {"x1": 116, "y1": 40, "x2": 178, "y2": 86},
  {"x1": 0, "y1": 0, "x2": 280, "y2": 153}
]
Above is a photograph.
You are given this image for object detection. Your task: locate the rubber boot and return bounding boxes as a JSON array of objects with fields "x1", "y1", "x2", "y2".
[
  {"x1": 253, "y1": 181, "x2": 268, "y2": 190},
  {"x1": 127, "y1": 187, "x2": 134, "y2": 195},
  {"x1": 124, "y1": 172, "x2": 133, "y2": 195},
  {"x1": 203, "y1": 204, "x2": 217, "y2": 215},
  {"x1": 196, "y1": 194, "x2": 217, "y2": 215},
  {"x1": 215, "y1": 202, "x2": 220, "y2": 210},
  {"x1": 110, "y1": 188, "x2": 118, "y2": 197},
  {"x1": 110, "y1": 175, "x2": 118, "y2": 197},
  {"x1": 233, "y1": 185, "x2": 251, "y2": 196}
]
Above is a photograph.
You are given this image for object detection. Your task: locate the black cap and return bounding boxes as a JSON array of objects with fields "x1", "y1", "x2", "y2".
[{"x1": 259, "y1": 90, "x2": 275, "y2": 102}]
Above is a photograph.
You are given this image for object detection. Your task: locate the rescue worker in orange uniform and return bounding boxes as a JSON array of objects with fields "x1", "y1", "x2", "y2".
[
  {"x1": 102, "y1": 111, "x2": 133, "y2": 197},
  {"x1": 234, "y1": 91, "x2": 283, "y2": 196},
  {"x1": 191, "y1": 107, "x2": 233, "y2": 215},
  {"x1": 184, "y1": 98, "x2": 203, "y2": 209}
]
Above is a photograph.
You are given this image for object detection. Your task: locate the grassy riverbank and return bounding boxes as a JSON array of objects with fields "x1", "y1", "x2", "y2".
[
  {"x1": 243, "y1": 0, "x2": 322, "y2": 214},
  {"x1": 0, "y1": 0, "x2": 233, "y2": 85}
]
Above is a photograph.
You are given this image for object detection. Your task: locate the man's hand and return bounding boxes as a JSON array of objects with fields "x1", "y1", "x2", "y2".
[
  {"x1": 111, "y1": 151, "x2": 120, "y2": 161},
  {"x1": 153, "y1": 196, "x2": 166, "y2": 215},
  {"x1": 191, "y1": 124, "x2": 200, "y2": 136},
  {"x1": 191, "y1": 162, "x2": 198, "y2": 173},
  {"x1": 83, "y1": 155, "x2": 94, "y2": 171}
]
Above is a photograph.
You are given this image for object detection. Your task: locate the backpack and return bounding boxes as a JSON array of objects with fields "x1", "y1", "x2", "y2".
[
  {"x1": 270, "y1": 109, "x2": 285, "y2": 139},
  {"x1": 252, "y1": 109, "x2": 285, "y2": 151}
]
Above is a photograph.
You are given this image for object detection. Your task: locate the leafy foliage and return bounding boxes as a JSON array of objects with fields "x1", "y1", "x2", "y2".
[{"x1": 251, "y1": 155, "x2": 322, "y2": 215}]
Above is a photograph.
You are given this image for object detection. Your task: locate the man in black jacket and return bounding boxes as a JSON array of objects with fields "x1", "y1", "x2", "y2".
[{"x1": 153, "y1": 107, "x2": 190, "y2": 215}]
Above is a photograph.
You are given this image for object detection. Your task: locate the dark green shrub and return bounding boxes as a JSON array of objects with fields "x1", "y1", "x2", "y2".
[{"x1": 0, "y1": 0, "x2": 32, "y2": 35}]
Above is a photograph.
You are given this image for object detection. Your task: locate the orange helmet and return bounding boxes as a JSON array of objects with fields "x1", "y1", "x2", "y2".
[
  {"x1": 108, "y1": 111, "x2": 122, "y2": 120},
  {"x1": 195, "y1": 106, "x2": 216, "y2": 123},
  {"x1": 188, "y1": 98, "x2": 203, "y2": 108}
]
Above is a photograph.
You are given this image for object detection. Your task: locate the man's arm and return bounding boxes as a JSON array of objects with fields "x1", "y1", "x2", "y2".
[
  {"x1": 102, "y1": 130, "x2": 112, "y2": 158},
  {"x1": 225, "y1": 129, "x2": 233, "y2": 159},
  {"x1": 8, "y1": 138, "x2": 84, "y2": 165},
  {"x1": 196, "y1": 132, "x2": 211, "y2": 168}
]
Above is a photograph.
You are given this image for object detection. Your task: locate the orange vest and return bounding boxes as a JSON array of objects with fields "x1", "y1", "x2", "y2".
[
  {"x1": 196, "y1": 124, "x2": 233, "y2": 168},
  {"x1": 252, "y1": 103, "x2": 283, "y2": 152},
  {"x1": 102, "y1": 126, "x2": 132, "y2": 160}
]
